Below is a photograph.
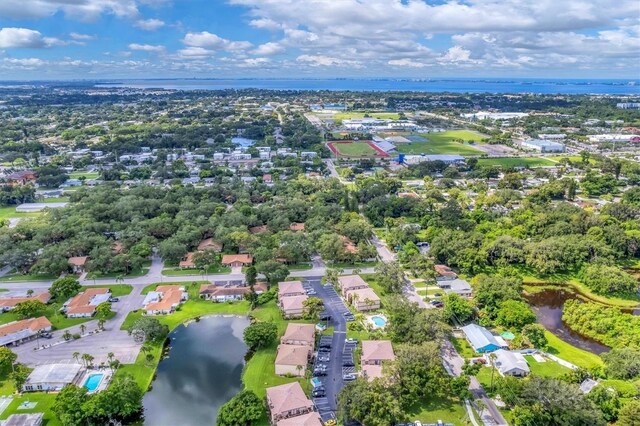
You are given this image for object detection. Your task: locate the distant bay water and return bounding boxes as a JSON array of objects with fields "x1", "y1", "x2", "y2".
[{"x1": 94, "y1": 78, "x2": 640, "y2": 95}]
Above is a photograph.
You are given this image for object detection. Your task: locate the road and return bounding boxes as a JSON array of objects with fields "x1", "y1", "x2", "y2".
[{"x1": 305, "y1": 276, "x2": 350, "y2": 422}]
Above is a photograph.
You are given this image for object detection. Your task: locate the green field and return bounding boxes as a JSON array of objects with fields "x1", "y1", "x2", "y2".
[
  {"x1": 397, "y1": 130, "x2": 486, "y2": 156},
  {"x1": 69, "y1": 171, "x2": 100, "y2": 179},
  {"x1": 524, "y1": 355, "x2": 572, "y2": 377},
  {"x1": 331, "y1": 142, "x2": 379, "y2": 157},
  {"x1": 0, "y1": 206, "x2": 39, "y2": 220},
  {"x1": 406, "y1": 396, "x2": 472, "y2": 425},
  {"x1": 161, "y1": 265, "x2": 231, "y2": 276},
  {"x1": 544, "y1": 331, "x2": 603, "y2": 369},
  {"x1": 333, "y1": 112, "x2": 401, "y2": 122},
  {"x1": 0, "y1": 272, "x2": 58, "y2": 282},
  {"x1": 477, "y1": 157, "x2": 556, "y2": 167}
]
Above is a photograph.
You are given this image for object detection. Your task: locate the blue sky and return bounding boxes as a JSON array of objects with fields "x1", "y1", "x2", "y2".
[{"x1": 0, "y1": 0, "x2": 638, "y2": 79}]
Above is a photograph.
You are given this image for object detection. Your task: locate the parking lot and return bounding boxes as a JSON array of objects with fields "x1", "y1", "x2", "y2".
[{"x1": 303, "y1": 277, "x2": 353, "y2": 422}]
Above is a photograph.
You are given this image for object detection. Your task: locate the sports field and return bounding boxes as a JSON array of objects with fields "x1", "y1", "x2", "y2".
[
  {"x1": 327, "y1": 141, "x2": 387, "y2": 157},
  {"x1": 396, "y1": 130, "x2": 487, "y2": 156},
  {"x1": 333, "y1": 112, "x2": 401, "y2": 122},
  {"x1": 477, "y1": 157, "x2": 556, "y2": 167}
]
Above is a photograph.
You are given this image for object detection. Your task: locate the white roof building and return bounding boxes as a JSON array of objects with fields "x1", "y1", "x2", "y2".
[{"x1": 492, "y1": 349, "x2": 530, "y2": 377}]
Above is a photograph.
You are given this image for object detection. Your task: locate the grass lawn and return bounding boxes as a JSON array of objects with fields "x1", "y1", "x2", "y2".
[
  {"x1": 333, "y1": 142, "x2": 379, "y2": 157},
  {"x1": 477, "y1": 157, "x2": 556, "y2": 168},
  {"x1": 333, "y1": 112, "x2": 400, "y2": 122},
  {"x1": 405, "y1": 396, "x2": 471, "y2": 425},
  {"x1": 69, "y1": 171, "x2": 100, "y2": 179},
  {"x1": 0, "y1": 392, "x2": 60, "y2": 426},
  {"x1": 115, "y1": 341, "x2": 163, "y2": 391},
  {"x1": 524, "y1": 355, "x2": 571, "y2": 377},
  {"x1": 84, "y1": 284, "x2": 133, "y2": 297},
  {"x1": 331, "y1": 261, "x2": 378, "y2": 269},
  {"x1": 476, "y1": 366, "x2": 498, "y2": 392},
  {"x1": 397, "y1": 130, "x2": 486, "y2": 156},
  {"x1": 161, "y1": 265, "x2": 231, "y2": 276},
  {"x1": 544, "y1": 331, "x2": 603, "y2": 369},
  {"x1": 86, "y1": 261, "x2": 151, "y2": 280},
  {"x1": 0, "y1": 273, "x2": 58, "y2": 282},
  {"x1": 451, "y1": 337, "x2": 478, "y2": 359},
  {"x1": 0, "y1": 206, "x2": 40, "y2": 220},
  {"x1": 286, "y1": 263, "x2": 313, "y2": 271}
]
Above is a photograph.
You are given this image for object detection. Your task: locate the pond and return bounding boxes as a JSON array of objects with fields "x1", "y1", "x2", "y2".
[
  {"x1": 142, "y1": 316, "x2": 249, "y2": 426},
  {"x1": 524, "y1": 288, "x2": 612, "y2": 355}
]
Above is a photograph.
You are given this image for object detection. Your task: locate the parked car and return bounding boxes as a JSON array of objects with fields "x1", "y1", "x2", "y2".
[
  {"x1": 318, "y1": 346, "x2": 331, "y2": 352},
  {"x1": 313, "y1": 368, "x2": 327, "y2": 376},
  {"x1": 415, "y1": 421, "x2": 423, "y2": 426},
  {"x1": 40, "y1": 332, "x2": 53, "y2": 339},
  {"x1": 342, "y1": 359, "x2": 355, "y2": 367},
  {"x1": 318, "y1": 353, "x2": 330, "y2": 362},
  {"x1": 430, "y1": 300, "x2": 444, "y2": 308},
  {"x1": 346, "y1": 338, "x2": 358, "y2": 343},
  {"x1": 319, "y1": 313, "x2": 332, "y2": 321},
  {"x1": 108, "y1": 297, "x2": 119, "y2": 302},
  {"x1": 312, "y1": 388, "x2": 326, "y2": 397},
  {"x1": 342, "y1": 373, "x2": 356, "y2": 381}
]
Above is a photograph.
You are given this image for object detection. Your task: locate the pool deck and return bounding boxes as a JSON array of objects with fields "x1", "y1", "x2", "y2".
[{"x1": 78, "y1": 368, "x2": 113, "y2": 393}]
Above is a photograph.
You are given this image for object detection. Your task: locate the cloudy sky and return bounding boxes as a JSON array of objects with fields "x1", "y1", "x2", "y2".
[{"x1": 0, "y1": 0, "x2": 638, "y2": 79}]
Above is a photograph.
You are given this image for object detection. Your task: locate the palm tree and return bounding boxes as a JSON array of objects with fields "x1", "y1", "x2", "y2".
[
  {"x1": 97, "y1": 319, "x2": 105, "y2": 331},
  {"x1": 82, "y1": 353, "x2": 94, "y2": 368},
  {"x1": 63, "y1": 331, "x2": 72, "y2": 341},
  {"x1": 26, "y1": 289, "x2": 34, "y2": 298},
  {"x1": 72, "y1": 352, "x2": 80, "y2": 363},
  {"x1": 489, "y1": 352, "x2": 497, "y2": 392},
  {"x1": 107, "y1": 352, "x2": 115, "y2": 364},
  {"x1": 296, "y1": 365, "x2": 303, "y2": 377},
  {"x1": 80, "y1": 324, "x2": 86, "y2": 335}
]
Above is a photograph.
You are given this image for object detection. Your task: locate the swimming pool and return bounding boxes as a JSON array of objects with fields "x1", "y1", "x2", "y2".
[
  {"x1": 84, "y1": 373, "x2": 104, "y2": 392},
  {"x1": 371, "y1": 316, "x2": 387, "y2": 327}
]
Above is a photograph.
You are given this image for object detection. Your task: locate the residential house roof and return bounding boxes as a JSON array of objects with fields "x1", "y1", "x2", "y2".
[
  {"x1": 0, "y1": 317, "x2": 52, "y2": 346},
  {"x1": 65, "y1": 288, "x2": 110, "y2": 316},
  {"x1": 275, "y1": 344, "x2": 311, "y2": 366},
  {"x1": 361, "y1": 340, "x2": 395, "y2": 363},
  {"x1": 493, "y1": 349, "x2": 530, "y2": 375},
  {"x1": 361, "y1": 364, "x2": 384, "y2": 381},
  {"x1": 346, "y1": 287, "x2": 380, "y2": 304},
  {"x1": 276, "y1": 413, "x2": 322, "y2": 426},
  {"x1": 197, "y1": 238, "x2": 222, "y2": 252},
  {"x1": 144, "y1": 285, "x2": 184, "y2": 312},
  {"x1": 3, "y1": 413, "x2": 45, "y2": 426},
  {"x1": 461, "y1": 324, "x2": 502, "y2": 352},
  {"x1": 179, "y1": 252, "x2": 195, "y2": 268},
  {"x1": 266, "y1": 382, "x2": 313, "y2": 417},
  {"x1": 68, "y1": 256, "x2": 88, "y2": 267},
  {"x1": 289, "y1": 223, "x2": 305, "y2": 232},
  {"x1": 249, "y1": 225, "x2": 268, "y2": 234},
  {"x1": 280, "y1": 295, "x2": 308, "y2": 311},
  {"x1": 337, "y1": 275, "x2": 368, "y2": 290},
  {"x1": 278, "y1": 281, "x2": 305, "y2": 298},
  {"x1": 0, "y1": 292, "x2": 51, "y2": 309},
  {"x1": 24, "y1": 363, "x2": 82, "y2": 385},
  {"x1": 221, "y1": 254, "x2": 253, "y2": 265},
  {"x1": 281, "y1": 323, "x2": 315, "y2": 345},
  {"x1": 434, "y1": 264, "x2": 457, "y2": 278}
]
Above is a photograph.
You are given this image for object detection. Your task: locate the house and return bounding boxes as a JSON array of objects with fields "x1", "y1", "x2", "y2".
[
  {"x1": 438, "y1": 278, "x2": 473, "y2": 298},
  {"x1": 197, "y1": 238, "x2": 223, "y2": 252},
  {"x1": 0, "y1": 317, "x2": 52, "y2": 347},
  {"x1": 263, "y1": 174, "x2": 273, "y2": 184},
  {"x1": 279, "y1": 295, "x2": 308, "y2": 319},
  {"x1": 492, "y1": 349, "x2": 530, "y2": 377},
  {"x1": 345, "y1": 287, "x2": 381, "y2": 311},
  {"x1": 68, "y1": 256, "x2": 88, "y2": 273},
  {"x1": 276, "y1": 412, "x2": 323, "y2": 426},
  {"x1": 179, "y1": 252, "x2": 196, "y2": 268},
  {"x1": 22, "y1": 363, "x2": 83, "y2": 392},
  {"x1": 62, "y1": 288, "x2": 111, "y2": 318},
  {"x1": 281, "y1": 323, "x2": 315, "y2": 347},
  {"x1": 249, "y1": 225, "x2": 268, "y2": 235},
  {"x1": 434, "y1": 264, "x2": 457, "y2": 280},
  {"x1": 361, "y1": 340, "x2": 395, "y2": 365},
  {"x1": 289, "y1": 223, "x2": 305, "y2": 232},
  {"x1": 221, "y1": 254, "x2": 253, "y2": 268},
  {"x1": 0, "y1": 291, "x2": 51, "y2": 312},
  {"x1": 6, "y1": 170, "x2": 37, "y2": 185},
  {"x1": 266, "y1": 382, "x2": 314, "y2": 424},
  {"x1": 274, "y1": 344, "x2": 311, "y2": 376},
  {"x1": 3, "y1": 413, "x2": 45, "y2": 426},
  {"x1": 143, "y1": 285, "x2": 188, "y2": 315},
  {"x1": 199, "y1": 283, "x2": 267, "y2": 302},
  {"x1": 337, "y1": 275, "x2": 369, "y2": 298},
  {"x1": 461, "y1": 324, "x2": 507, "y2": 353},
  {"x1": 278, "y1": 281, "x2": 306, "y2": 299}
]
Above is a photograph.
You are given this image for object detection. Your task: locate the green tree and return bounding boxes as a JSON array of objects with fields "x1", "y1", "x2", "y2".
[
  {"x1": 85, "y1": 373, "x2": 143, "y2": 423},
  {"x1": 302, "y1": 296, "x2": 324, "y2": 321},
  {"x1": 520, "y1": 324, "x2": 548, "y2": 349},
  {"x1": 12, "y1": 299, "x2": 47, "y2": 319},
  {"x1": 494, "y1": 300, "x2": 536, "y2": 330},
  {"x1": 375, "y1": 261, "x2": 406, "y2": 294},
  {"x1": 0, "y1": 347, "x2": 17, "y2": 371},
  {"x1": 95, "y1": 301, "x2": 112, "y2": 319},
  {"x1": 243, "y1": 322, "x2": 278, "y2": 351},
  {"x1": 588, "y1": 385, "x2": 620, "y2": 422},
  {"x1": 10, "y1": 364, "x2": 31, "y2": 392},
  {"x1": 216, "y1": 390, "x2": 264, "y2": 426},
  {"x1": 49, "y1": 277, "x2": 82, "y2": 301},
  {"x1": 128, "y1": 317, "x2": 169, "y2": 343},
  {"x1": 602, "y1": 347, "x2": 640, "y2": 380},
  {"x1": 618, "y1": 400, "x2": 640, "y2": 426},
  {"x1": 245, "y1": 266, "x2": 257, "y2": 286},
  {"x1": 255, "y1": 260, "x2": 289, "y2": 284},
  {"x1": 53, "y1": 385, "x2": 89, "y2": 426},
  {"x1": 442, "y1": 293, "x2": 475, "y2": 324},
  {"x1": 581, "y1": 264, "x2": 638, "y2": 296},
  {"x1": 338, "y1": 378, "x2": 405, "y2": 426}
]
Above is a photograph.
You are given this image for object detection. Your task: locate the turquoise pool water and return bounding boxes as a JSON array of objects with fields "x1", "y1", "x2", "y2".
[
  {"x1": 84, "y1": 373, "x2": 104, "y2": 391},
  {"x1": 371, "y1": 316, "x2": 387, "y2": 327}
]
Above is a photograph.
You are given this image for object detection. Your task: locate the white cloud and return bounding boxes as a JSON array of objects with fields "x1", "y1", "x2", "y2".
[
  {"x1": 69, "y1": 32, "x2": 95, "y2": 41},
  {"x1": 182, "y1": 31, "x2": 252, "y2": 52},
  {"x1": 129, "y1": 43, "x2": 165, "y2": 53},
  {"x1": 1, "y1": 57, "x2": 47, "y2": 69},
  {"x1": 135, "y1": 19, "x2": 165, "y2": 31},
  {"x1": 388, "y1": 59, "x2": 429, "y2": 68},
  {"x1": 0, "y1": 27, "x2": 60, "y2": 48},
  {"x1": 296, "y1": 54, "x2": 361, "y2": 67},
  {"x1": 0, "y1": 0, "x2": 143, "y2": 21},
  {"x1": 439, "y1": 46, "x2": 474, "y2": 63},
  {"x1": 252, "y1": 42, "x2": 285, "y2": 56}
]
